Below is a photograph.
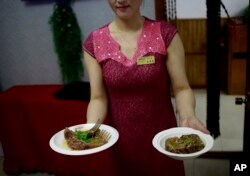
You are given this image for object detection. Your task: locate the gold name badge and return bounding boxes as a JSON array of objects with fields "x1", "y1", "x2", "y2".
[{"x1": 136, "y1": 56, "x2": 155, "y2": 65}]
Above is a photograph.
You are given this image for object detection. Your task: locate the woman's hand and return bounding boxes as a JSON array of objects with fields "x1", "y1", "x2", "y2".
[
  {"x1": 180, "y1": 116, "x2": 210, "y2": 134},
  {"x1": 166, "y1": 34, "x2": 210, "y2": 135}
]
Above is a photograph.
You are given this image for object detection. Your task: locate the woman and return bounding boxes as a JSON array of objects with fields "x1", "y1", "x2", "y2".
[{"x1": 83, "y1": 0, "x2": 209, "y2": 175}]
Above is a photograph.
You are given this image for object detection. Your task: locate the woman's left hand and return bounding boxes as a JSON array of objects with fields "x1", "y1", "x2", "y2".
[{"x1": 180, "y1": 116, "x2": 210, "y2": 134}]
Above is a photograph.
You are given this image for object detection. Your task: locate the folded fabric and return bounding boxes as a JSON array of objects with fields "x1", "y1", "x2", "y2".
[{"x1": 54, "y1": 81, "x2": 90, "y2": 100}]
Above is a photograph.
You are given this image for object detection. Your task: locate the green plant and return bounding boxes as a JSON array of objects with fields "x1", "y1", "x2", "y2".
[{"x1": 49, "y1": 2, "x2": 83, "y2": 84}]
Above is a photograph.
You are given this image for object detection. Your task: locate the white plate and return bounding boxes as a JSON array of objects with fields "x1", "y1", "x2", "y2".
[
  {"x1": 49, "y1": 124, "x2": 119, "y2": 156},
  {"x1": 152, "y1": 127, "x2": 214, "y2": 160}
]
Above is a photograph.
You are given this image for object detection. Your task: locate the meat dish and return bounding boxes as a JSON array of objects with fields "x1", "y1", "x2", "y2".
[
  {"x1": 165, "y1": 134, "x2": 205, "y2": 154},
  {"x1": 64, "y1": 128, "x2": 107, "y2": 150}
]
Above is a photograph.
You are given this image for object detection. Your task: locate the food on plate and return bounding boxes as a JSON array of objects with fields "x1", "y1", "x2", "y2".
[
  {"x1": 165, "y1": 134, "x2": 205, "y2": 154},
  {"x1": 64, "y1": 128, "x2": 107, "y2": 150}
]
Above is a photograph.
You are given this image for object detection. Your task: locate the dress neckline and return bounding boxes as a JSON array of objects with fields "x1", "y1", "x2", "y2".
[{"x1": 107, "y1": 18, "x2": 147, "y2": 61}]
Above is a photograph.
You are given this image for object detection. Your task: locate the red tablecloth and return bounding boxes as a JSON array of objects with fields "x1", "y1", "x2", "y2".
[{"x1": 0, "y1": 85, "x2": 115, "y2": 176}]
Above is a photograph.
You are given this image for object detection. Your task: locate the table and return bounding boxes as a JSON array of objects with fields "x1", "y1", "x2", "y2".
[{"x1": 0, "y1": 85, "x2": 115, "y2": 175}]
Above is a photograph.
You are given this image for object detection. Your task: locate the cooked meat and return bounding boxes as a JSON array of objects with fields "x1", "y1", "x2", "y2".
[
  {"x1": 64, "y1": 128, "x2": 88, "y2": 150},
  {"x1": 165, "y1": 137, "x2": 186, "y2": 153},
  {"x1": 64, "y1": 128, "x2": 107, "y2": 150},
  {"x1": 165, "y1": 134, "x2": 205, "y2": 154},
  {"x1": 181, "y1": 134, "x2": 205, "y2": 153}
]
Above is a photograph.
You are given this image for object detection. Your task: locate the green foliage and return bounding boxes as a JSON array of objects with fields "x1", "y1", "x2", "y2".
[{"x1": 49, "y1": 3, "x2": 83, "y2": 84}]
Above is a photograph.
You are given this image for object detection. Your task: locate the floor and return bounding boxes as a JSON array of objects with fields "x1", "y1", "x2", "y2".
[{"x1": 0, "y1": 89, "x2": 246, "y2": 176}]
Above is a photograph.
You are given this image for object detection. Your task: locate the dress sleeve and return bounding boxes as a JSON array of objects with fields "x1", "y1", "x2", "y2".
[
  {"x1": 160, "y1": 21, "x2": 178, "y2": 48},
  {"x1": 82, "y1": 32, "x2": 96, "y2": 58}
]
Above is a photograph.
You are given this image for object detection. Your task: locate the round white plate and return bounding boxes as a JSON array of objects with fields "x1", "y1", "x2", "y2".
[
  {"x1": 49, "y1": 123, "x2": 119, "y2": 156},
  {"x1": 152, "y1": 127, "x2": 214, "y2": 160}
]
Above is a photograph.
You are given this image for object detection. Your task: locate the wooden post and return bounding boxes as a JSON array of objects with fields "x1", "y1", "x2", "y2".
[{"x1": 154, "y1": 0, "x2": 166, "y2": 20}]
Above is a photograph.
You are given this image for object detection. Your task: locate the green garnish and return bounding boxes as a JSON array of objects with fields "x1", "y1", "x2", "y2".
[
  {"x1": 182, "y1": 136, "x2": 191, "y2": 144},
  {"x1": 75, "y1": 130, "x2": 91, "y2": 143}
]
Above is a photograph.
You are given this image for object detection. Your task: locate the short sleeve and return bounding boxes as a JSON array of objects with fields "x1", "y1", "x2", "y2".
[
  {"x1": 160, "y1": 21, "x2": 178, "y2": 48},
  {"x1": 82, "y1": 32, "x2": 95, "y2": 58}
]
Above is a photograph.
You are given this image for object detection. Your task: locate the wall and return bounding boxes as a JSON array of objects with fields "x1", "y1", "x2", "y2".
[
  {"x1": 0, "y1": 0, "x2": 154, "y2": 91},
  {"x1": 177, "y1": 0, "x2": 249, "y2": 18}
]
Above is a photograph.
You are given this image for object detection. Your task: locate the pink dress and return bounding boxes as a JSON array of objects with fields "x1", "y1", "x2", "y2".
[{"x1": 83, "y1": 18, "x2": 185, "y2": 176}]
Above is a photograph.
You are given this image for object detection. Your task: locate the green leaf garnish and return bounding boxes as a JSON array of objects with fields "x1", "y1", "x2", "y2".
[{"x1": 75, "y1": 130, "x2": 91, "y2": 143}]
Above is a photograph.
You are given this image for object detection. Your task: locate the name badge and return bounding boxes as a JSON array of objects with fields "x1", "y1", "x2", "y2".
[{"x1": 136, "y1": 56, "x2": 155, "y2": 65}]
